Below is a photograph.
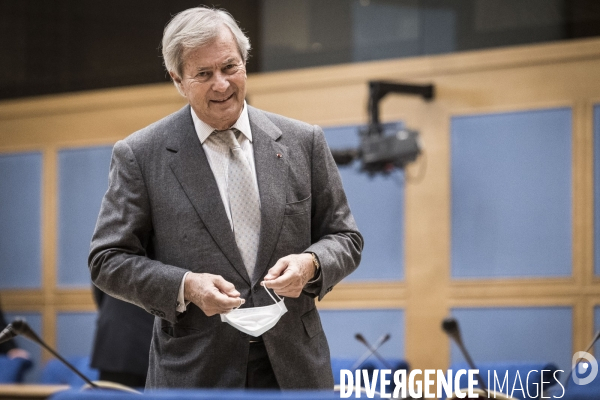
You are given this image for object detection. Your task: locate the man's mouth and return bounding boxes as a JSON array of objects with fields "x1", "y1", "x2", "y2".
[{"x1": 212, "y1": 93, "x2": 234, "y2": 103}]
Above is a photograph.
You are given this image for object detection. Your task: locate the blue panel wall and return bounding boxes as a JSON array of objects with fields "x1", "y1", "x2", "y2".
[
  {"x1": 0, "y1": 153, "x2": 42, "y2": 289},
  {"x1": 56, "y1": 312, "x2": 97, "y2": 359},
  {"x1": 57, "y1": 147, "x2": 112, "y2": 287},
  {"x1": 451, "y1": 108, "x2": 572, "y2": 278},
  {"x1": 451, "y1": 307, "x2": 572, "y2": 373},
  {"x1": 4, "y1": 312, "x2": 43, "y2": 383},
  {"x1": 594, "y1": 105, "x2": 600, "y2": 276},
  {"x1": 319, "y1": 309, "x2": 404, "y2": 360},
  {"x1": 323, "y1": 125, "x2": 404, "y2": 281}
]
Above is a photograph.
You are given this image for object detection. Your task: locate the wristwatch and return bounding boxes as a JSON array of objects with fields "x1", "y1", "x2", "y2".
[
  {"x1": 310, "y1": 252, "x2": 320, "y2": 269},
  {"x1": 310, "y1": 252, "x2": 320, "y2": 277}
]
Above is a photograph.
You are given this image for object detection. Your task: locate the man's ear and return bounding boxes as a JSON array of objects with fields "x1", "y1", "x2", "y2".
[
  {"x1": 169, "y1": 71, "x2": 183, "y2": 87},
  {"x1": 169, "y1": 71, "x2": 186, "y2": 96}
]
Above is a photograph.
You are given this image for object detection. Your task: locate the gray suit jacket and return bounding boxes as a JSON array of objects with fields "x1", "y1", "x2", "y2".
[{"x1": 89, "y1": 105, "x2": 363, "y2": 389}]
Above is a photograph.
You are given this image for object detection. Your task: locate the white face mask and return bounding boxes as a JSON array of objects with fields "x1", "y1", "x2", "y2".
[{"x1": 220, "y1": 284, "x2": 287, "y2": 337}]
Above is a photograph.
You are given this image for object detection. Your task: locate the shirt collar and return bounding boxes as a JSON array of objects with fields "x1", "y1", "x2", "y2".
[{"x1": 191, "y1": 101, "x2": 252, "y2": 144}]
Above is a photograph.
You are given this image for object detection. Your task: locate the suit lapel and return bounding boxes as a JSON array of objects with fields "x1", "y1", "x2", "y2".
[
  {"x1": 249, "y1": 107, "x2": 288, "y2": 284},
  {"x1": 166, "y1": 106, "x2": 250, "y2": 285}
]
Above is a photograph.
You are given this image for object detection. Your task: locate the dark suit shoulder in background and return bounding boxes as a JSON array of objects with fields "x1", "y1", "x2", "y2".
[{"x1": 91, "y1": 286, "x2": 154, "y2": 386}]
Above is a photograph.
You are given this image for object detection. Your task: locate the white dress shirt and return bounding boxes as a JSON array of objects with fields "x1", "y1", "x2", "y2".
[{"x1": 177, "y1": 102, "x2": 259, "y2": 312}]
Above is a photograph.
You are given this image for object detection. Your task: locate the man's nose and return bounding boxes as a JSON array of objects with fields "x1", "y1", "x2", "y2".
[{"x1": 212, "y1": 71, "x2": 230, "y2": 92}]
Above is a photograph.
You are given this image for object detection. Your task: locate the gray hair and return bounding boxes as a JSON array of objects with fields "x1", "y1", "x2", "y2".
[{"x1": 162, "y1": 7, "x2": 251, "y2": 81}]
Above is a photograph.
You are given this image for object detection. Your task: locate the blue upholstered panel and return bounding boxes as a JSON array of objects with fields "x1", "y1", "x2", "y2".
[
  {"x1": 0, "y1": 356, "x2": 33, "y2": 383},
  {"x1": 594, "y1": 105, "x2": 600, "y2": 277},
  {"x1": 319, "y1": 309, "x2": 404, "y2": 360},
  {"x1": 450, "y1": 307, "x2": 572, "y2": 374},
  {"x1": 56, "y1": 313, "x2": 97, "y2": 359},
  {"x1": 57, "y1": 146, "x2": 112, "y2": 287},
  {"x1": 4, "y1": 312, "x2": 43, "y2": 383},
  {"x1": 451, "y1": 108, "x2": 572, "y2": 278},
  {"x1": 323, "y1": 125, "x2": 404, "y2": 281},
  {"x1": 51, "y1": 389, "x2": 344, "y2": 400},
  {"x1": 331, "y1": 358, "x2": 409, "y2": 388},
  {"x1": 450, "y1": 362, "x2": 560, "y2": 400},
  {"x1": 40, "y1": 356, "x2": 98, "y2": 386},
  {"x1": 0, "y1": 152, "x2": 42, "y2": 289}
]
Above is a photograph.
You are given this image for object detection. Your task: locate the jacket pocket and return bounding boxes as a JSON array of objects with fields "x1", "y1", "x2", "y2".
[
  {"x1": 160, "y1": 321, "x2": 202, "y2": 339},
  {"x1": 284, "y1": 195, "x2": 311, "y2": 215},
  {"x1": 301, "y1": 307, "x2": 323, "y2": 338}
]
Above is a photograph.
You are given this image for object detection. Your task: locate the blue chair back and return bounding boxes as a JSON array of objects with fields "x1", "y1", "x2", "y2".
[
  {"x1": 450, "y1": 362, "x2": 559, "y2": 400},
  {"x1": 51, "y1": 389, "x2": 344, "y2": 400},
  {"x1": 0, "y1": 355, "x2": 33, "y2": 383},
  {"x1": 331, "y1": 356, "x2": 408, "y2": 397},
  {"x1": 40, "y1": 356, "x2": 99, "y2": 387}
]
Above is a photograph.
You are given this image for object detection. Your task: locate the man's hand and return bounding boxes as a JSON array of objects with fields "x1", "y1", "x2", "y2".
[
  {"x1": 262, "y1": 253, "x2": 316, "y2": 298},
  {"x1": 184, "y1": 273, "x2": 244, "y2": 316},
  {"x1": 7, "y1": 348, "x2": 30, "y2": 360}
]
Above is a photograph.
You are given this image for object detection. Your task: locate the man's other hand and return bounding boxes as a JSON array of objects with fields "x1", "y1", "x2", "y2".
[
  {"x1": 184, "y1": 273, "x2": 244, "y2": 316},
  {"x1": 262, "y1": 253, "x2": 316, "y2": 297},
  {"x1": 7, "y1": 348, "x2": 30, "y2": 360}
]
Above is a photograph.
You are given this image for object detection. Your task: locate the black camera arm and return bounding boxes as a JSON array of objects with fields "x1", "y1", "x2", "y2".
[{"x1": 368, "y1": 81, "x2": 434, "y2": 134}]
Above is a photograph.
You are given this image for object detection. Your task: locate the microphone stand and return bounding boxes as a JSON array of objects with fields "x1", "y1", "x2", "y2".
[
  {"x1": 2, "y1": 319, "x2": 99, "y2": 388},
  {"x1": 442, "y1": 318, "x2": 489, "y2": 397},
  {"x1": 353, "y1": 333, "x2": 393, "y2": 370},
  {"x1": 1, "y1": 319, "x2": 142, "y2": 394}
]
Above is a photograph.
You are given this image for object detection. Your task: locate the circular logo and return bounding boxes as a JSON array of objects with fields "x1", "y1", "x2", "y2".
[{"x1": 572, "y1": 351, "x2": 598, "y2": 385}]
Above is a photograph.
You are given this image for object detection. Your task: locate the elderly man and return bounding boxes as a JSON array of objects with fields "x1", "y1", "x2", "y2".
[{"x1": 89, "y1": 6, "x2": 363, "y2": 390}]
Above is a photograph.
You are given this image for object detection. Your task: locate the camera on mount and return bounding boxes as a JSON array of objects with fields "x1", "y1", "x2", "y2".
[{"x1": 329, "y1": 81, "x2": 433, "y2": 175}]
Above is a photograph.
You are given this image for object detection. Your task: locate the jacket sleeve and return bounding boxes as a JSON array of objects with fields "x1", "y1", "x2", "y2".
[
  {"x1": 304, "y1": 125, "x2": 364, "y2": 300},
  {"x1": 88, "y1": 140, "x2": 187, "y2": 323}
]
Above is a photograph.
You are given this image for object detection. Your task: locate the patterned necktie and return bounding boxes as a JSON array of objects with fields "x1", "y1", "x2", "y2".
[{"x1": 216, "y1": 129, "x2": 261, "y2": 279}]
